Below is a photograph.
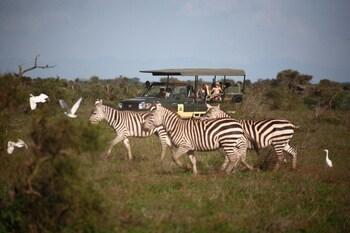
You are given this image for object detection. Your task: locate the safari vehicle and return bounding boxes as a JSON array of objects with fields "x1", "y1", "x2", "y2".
[{"x1": 118, "y1": 68, "x2": 246, "y2": 118}]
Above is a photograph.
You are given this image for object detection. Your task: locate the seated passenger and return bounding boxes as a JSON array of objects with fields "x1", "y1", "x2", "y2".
[
  {"x1": 197, "y1": 84, "x2": 211, "y2": 100},
  {"x1": 210, "y1": 82, "x2": 223, "y2": 101},
  {"x1": 158, "y1": 88, "x2": 166, "y2": 98},
  {"x1": 165, "y1": 88, "x2": 172, "y2": 98}
]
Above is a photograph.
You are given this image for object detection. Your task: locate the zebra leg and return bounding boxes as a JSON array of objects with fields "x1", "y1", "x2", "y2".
[
  {"x1": 160, "y1": 144, "x2": 167, "y2": 161},
  {"x1": 238, "y1": 140, "x2": 253, "y2": 171},
  {"x1": 221, "y1": 155, "x2": 253, "y2": 172},
  {"x1": 283, "y1": 144, "x2": 297, "y2": 169},
  {"x1": 155, "y1": 126, "x2": 172, "y2": 161},
  {"x1": 223, "y1": 149, "x2": 241, "y2": 174},
  {"x1": 225, "y1": 157, "x2": 241, "y2": 174},
  {"x1": 221, "y1": 156, "x2": 230, "y2": 171},
  {"x1": 171, "y1": 147, "x2": 189, "y2": 170},
  {"x1": 187, "y1": 152, "x2": 198, "y2": 175},
  {"x1": 102, "y1": 135, "x2": 125, "y2": 160},
  {"x1": 160, "y1": 137, "x2": 172, "y2": 161},
  {"x1": 122, "y1": 138, "x2": 133, "y2": 160},
  {"x1": 272, "y1": 150, "x2": 284, "y2": 171},
  {"x1": 240, "y1": 159, "x2": 254, "y2": 171}
]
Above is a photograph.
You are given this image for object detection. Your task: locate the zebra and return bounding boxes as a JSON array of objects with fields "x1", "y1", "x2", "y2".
[
  {"x1": 89, "y1": 99, "x2": 172, "y2": 160},
  {"x1": 142, "y1": 104, "x2": 250, "y2": 175},
  {"x1": 202, "y1": 104, "x2": 298, "y2": 170}
]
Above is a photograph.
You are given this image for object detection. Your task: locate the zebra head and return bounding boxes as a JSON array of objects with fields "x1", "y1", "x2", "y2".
[
  {"x1": 89, "y1": 99, "x2": 105, "y2": 124},
  {"x1": 202, "y1": 103, "x2": 224, "y2": 119},
  {"x1": 142, "y1": 103, "x2": 162, "y2": 131}
]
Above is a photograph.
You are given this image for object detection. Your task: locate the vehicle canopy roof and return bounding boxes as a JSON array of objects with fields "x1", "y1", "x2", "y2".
[
  {"x1": 140, "y1": 68, "x2": 245, "y2": 77},
  {"x1": 149, "y1": 82, "x2": 192, "y2": 86}
]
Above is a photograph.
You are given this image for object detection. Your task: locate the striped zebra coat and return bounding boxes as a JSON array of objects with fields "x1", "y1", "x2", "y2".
[
  {"x1": 142, "y1": 104, "x2": 249, "y2": 175},
  {"x1": 203, "y1": 104, "x2": 298, "y2": 170},
  {"x1": 89, "y1": 99, "x2": 171, "y2": 160}
]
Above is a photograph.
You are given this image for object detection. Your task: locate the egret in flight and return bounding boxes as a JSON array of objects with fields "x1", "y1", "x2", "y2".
[
  {"x1": 59, "y1": 97, "x2": 83, "y2": 118},
  {"x1": 7, "y1": 139, "x2": 28, "y2": 154},
  {"x1": 29, "y1": 93, "x2": 49, "y2": 110}
]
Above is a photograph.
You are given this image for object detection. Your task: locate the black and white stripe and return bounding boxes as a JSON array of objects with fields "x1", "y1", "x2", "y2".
[
  {"x1": 203, "y1": 104, "x2": 298, "y2": 169},
  {"x1": 89, "y1": 99, "x2": 171, "y2": 160},
  {"x1": 142, "y1": 104, "x2": 249, "y2": 175}
]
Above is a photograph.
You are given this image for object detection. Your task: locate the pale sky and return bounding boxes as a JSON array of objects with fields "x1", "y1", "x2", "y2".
[{"x1": 0, "y1": 0, "x2": 349, "y2": 82}]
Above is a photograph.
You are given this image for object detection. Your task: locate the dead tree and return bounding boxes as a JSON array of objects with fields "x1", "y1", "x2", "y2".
[{"x1": 17, "y1": 55, "x2": 55, "y2": 77}]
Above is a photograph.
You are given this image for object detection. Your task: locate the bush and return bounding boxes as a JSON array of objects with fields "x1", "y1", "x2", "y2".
[
  {"x1": 333, "y1": 91, "x2": 350, "y2": 110},
  {"x1": 0, "y1": 112, "x2": 112, "y2": 233},
  {"x1": 0, "y1": 156, "x2": 111, "y2": 233}
]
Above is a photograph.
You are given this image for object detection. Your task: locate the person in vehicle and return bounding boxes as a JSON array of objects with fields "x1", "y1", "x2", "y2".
[
  {"x1": 210, "y1": 82, "x2": 223, "y2": 101},
  {"x1": 197, "y1": 84, "x2": 211, "y2": 100},
  {"x1": 158, "y1": 87, "x2": 166, "y2": 98},
  {"x1": 165, "y1": 87, "x2": 172, "y2": 98}
]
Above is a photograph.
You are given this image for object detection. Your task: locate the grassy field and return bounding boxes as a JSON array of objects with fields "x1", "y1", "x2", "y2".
[
  {"x1": 1, "y1": 76, "x2": 350, "y2": 233},
  {"x1": 80, "y1": 105, "x2": 350, "y2": 233}
]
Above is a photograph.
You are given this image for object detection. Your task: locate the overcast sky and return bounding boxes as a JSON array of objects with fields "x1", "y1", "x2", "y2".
[{"x1": 0, "y1": 0, "x2": 349, "y2": 82}]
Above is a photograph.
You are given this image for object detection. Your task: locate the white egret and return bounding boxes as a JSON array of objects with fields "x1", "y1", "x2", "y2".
[
  {"x1": 324, "y1": 149, "x2": 333, "y2": 167},
  {"x1": 29, "y1": 93, "x2": 49, "y2": 110},
  {"x1": 7, "y1": 139, "x2": 28, "y2": 154},
  {"x1": 59, "y1": 97, "x2": 83, "y2": 118}
]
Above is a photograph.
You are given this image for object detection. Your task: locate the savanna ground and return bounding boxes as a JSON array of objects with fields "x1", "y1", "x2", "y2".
[{"x1": 0, "y1": 72, "x2": 349, "y2": 233}]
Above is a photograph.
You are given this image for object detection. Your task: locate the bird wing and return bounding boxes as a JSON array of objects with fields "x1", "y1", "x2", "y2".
[
  {"x1": 59, "y1": 99, "x2": 70, "y2": 110},
  {"x1": 29, "y1": 97, "x2": 36, "y2": 110},
  {"x1": 40, "y1": 93, "x2": 49, "y2": 100},
  {"x1": 7, "y1": 141, "x2": 14, "y2": 154},
  {"x1": 70, "y1": 97, "x2": 83, "y2": 114},
  {"x1": 16, "y1": 139, "x2": 28, "y2": 149}
]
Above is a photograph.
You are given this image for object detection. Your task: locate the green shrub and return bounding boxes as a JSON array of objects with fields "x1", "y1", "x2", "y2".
[
  {"x1": 0, "y1": 156, "x2": 111, "y2": 233},
  {"x1": 333, "y1": 91, "x2": 350, "y2": 110}
]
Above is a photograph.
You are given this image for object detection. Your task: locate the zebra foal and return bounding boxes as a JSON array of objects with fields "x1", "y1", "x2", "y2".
[
  {"x1": 142, "y1": 104, "x2": 249, "y2": 175},
  {"x1": 203, "y1": 104, "x2": 298, "y2": 170},
  {"x1": 89, "y1": 99, "x2": 171, "y2": 160}
]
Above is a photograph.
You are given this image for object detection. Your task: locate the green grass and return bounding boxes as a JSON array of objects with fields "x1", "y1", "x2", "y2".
[{"x1": 81, "y1": 142, "x2": 350, "y2": 233}]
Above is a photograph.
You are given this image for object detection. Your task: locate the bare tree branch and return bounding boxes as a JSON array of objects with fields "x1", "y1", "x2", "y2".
[
  {"x1": 17, "y1": 54, "x2": 55, "y2": 77},
  {"x1": 24, "y1": 155, "x2": 51, "y2": 197}
]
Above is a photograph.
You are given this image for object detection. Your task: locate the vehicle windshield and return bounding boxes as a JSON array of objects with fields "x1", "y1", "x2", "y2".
[
  {"x1": 142, "y1": 83, "x2": 193, "y2": 98},
  {"x1": 143, "y1": 85, "x2": 167, "y2": 97}
]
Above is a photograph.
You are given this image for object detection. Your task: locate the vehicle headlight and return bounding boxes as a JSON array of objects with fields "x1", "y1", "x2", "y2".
[
  {"x1": 139, "y1": 102, "x2": 151, "y2": 110},
  {"x1": 118, "y1": 103, "x2": 123, "y2": 109},
  {"x1": 139, "y1": 102, "x2": 145, "y2": 109}
]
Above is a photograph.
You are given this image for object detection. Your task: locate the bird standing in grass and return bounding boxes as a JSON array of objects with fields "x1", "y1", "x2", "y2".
[
  {"x1": 7, "y1": 139, "x2": 28, "y2": 154},
  {"x1": 59, "y1": 97, "x2": 83, "y2": 118},
  {"x1": 29, "y1": 93, "x2": 49, "y2": 110},
  {"x1": 324, "y1": 149, "x2": 333, "y2": 167}
]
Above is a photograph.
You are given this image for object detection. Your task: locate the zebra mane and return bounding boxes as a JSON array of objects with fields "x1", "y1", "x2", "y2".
[
  {"x1": 219, "y1": 108, "x2": 231, "y2": 117},
  {"x1": 209, "y1": 105, "x2": 231, "y2": 118}
]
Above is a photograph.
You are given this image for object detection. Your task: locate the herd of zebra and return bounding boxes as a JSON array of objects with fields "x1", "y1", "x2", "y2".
[{"x1": 89, "y1": 99, "x2": 298, "y2": 175}]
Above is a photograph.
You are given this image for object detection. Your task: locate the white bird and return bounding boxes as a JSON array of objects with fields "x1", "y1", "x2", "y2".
[
  {"x1": 7, "y1": 139, "x2": 28, "y2": 154},
  {"x1": 29, "y1": 93, "x2": 49, "y2": 110},
  {"x1": 59, "y1": 97, "x2": 83, "y2": 118},
  {"x1": 324, "y1": 149, "x2": 333, "y2": 167}
]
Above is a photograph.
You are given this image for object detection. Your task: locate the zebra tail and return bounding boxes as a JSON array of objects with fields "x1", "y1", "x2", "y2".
[{"x1": 293, "y1": 125, "x2": 300, "y2": 129}]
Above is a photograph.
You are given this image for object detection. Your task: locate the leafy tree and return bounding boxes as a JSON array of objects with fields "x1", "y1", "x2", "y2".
[{"x1": 276, "y1": 69, "x2": 312, "y2": 92}]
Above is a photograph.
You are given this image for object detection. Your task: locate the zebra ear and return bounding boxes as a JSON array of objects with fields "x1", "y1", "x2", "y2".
[
  {"x1": 206, "y1": 103, "x2": 212, "y2": 109},
  {"x1": 95, "y1": 99, "x2": 103, "y2": 105},
  {"x1": 155, "y1": 103, "x2": 162, "y2": 109},
  {"x1": 217, "y1": 104, "x2": 220, "y2": 109}
]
